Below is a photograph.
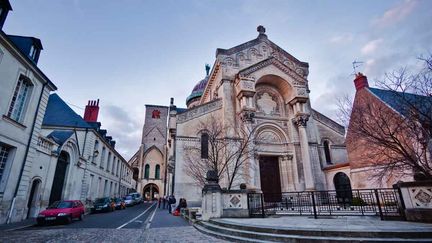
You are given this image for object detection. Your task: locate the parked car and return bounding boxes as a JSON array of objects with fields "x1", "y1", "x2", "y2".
[
  {"x1": 124, "y1": 195, "x2": 134, "y2": 207},
  {"x1": 114, "y1": 197, "x2": 126, "y2": 210},
  {"x1": 129, "y1": 193, "x2": 143, "y2": 204},
  {"x1": 37, "y1": 200, "x2": 84, "y2": 225},
  {"x1": 91, "y1": 197, "x2": 115, "y2": 213}
]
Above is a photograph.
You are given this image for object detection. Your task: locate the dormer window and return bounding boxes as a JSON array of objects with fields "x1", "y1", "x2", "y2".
[{"x1": 29, "y1": 45, "x2": 37, "y2": 59}]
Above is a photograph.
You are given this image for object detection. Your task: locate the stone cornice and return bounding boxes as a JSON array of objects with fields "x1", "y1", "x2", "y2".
[{"x1": 177, "y1": 98, "x2": 222, "y2": 123}]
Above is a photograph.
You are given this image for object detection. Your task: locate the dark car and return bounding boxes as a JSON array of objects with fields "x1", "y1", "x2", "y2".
[
  {"x1": 114, "y1": 197, "x2": 126, "y2": 210},
  {"x1": 91, "y1": 197, "x2": 115, "y2": 213},
  {"x1": 37, "y1": 200, "x2": 85, "y2": 225}
]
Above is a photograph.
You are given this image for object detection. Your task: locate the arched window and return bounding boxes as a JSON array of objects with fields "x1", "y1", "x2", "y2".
[
  {"x1": 144, "y1": 164, "x2": 150, "y2": 179},
  {"x1": 323, "y1": 140, "x2": 332, "y2": 164},
  {"x1": 201, "y1": 132, "x2": 209, "y2": 159},
  {"x1": 155, "y1": 165, "x2": 160, "y2": 179}
]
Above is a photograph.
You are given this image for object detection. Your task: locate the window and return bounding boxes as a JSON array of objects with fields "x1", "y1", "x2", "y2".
[
  {"x1": 323, "y1": 140, "x2": 332, "y2": 164},
  {"x1": 8, "y1": 75, "x2": 32, "y2": 122},
  {"x1": 116, "y1": 160, "x2": 120, "y2": 176},
  {"x1": 107, "y1": 152, "x2": 111, "y2": 172},
  {"x1": 100, "y1": 147, "x2": 106, "y2": 168},
  {"x1": 92, "y1": 140, "x2": 99, "y2": 164},
  {"x1": 111, "y1": 156, "x2": 116, "y2": 173},
  {"x1": 144, "y1": 164, "x2": 150, "y2": 179},
  {"x1": 201, "y1": 132, "x2": 209, "y2": 159},
  {"x1": 155, "y1": 164, "x2": 160, "y2": 179},
  {"x1": 0, "y1": 144, "x2": 11, "y2": 182},
  {"x1": 29, "y1": 45, "x2": 37, "y2": 59}
]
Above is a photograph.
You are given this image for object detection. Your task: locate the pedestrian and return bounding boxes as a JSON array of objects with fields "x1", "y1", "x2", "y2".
[
  {"x1": 162, "y1": 196, "x2": 166, "y2": 209},
  {"x1": 158, "y1": 197, "x2": 161, "y2": 208},
  {"x1": 168, "y1": 194, "x2": 176, "y2": 214}
]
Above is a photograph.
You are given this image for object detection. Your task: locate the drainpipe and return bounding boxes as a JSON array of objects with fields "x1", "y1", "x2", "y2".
[{"x1": 7, "y1": 82, "x2": 47, "y2": 224}]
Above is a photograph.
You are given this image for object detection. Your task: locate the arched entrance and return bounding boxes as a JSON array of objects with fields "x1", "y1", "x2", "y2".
[
  {"x1": 27, "y1": 178, "x2": 42, "y2": 218},
  {"x1": 49, "y1": 151, "x2": 69, "y2": 205},
  {"x1": 143, "y1": 183, "x2": 159, "y2": 201},
  {"x1": 333, "y1": 172, "x2": 352, "y2": 203}
]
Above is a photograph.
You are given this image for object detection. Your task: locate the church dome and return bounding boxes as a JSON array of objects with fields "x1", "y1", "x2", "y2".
[{"x1": 186, "y1": 64, "x2": 211, "y2": 108}]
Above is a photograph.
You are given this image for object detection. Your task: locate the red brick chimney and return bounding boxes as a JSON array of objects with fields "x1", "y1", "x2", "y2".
[
  {"x1": 354, "y1": 72, "x2": 369, "y2": 91},
  {"x1": 83, "y1": 99, "x2": 99, "y2": 122}
]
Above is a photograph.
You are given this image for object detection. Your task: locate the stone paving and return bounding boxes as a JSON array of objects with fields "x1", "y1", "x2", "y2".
[{"x1": 0, "y1": 226, "x2": 226, "y2": 242}]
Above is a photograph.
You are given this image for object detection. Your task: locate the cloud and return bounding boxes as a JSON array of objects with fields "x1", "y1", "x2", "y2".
[
  {"x1": 361, "y1": 39, "x2": 383, "y2": 55},
  {"x1": 372, "y1": 0, "x2": 418, "y2": 28},
  {"x1": 98, "y1": 105, "x2": 143, "y2": 160},
  {"x1": 329, "y1": 33, "x2": 354, "y2": 44}
]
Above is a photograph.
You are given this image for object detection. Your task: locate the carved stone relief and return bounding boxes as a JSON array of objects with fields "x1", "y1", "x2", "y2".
[{"x1": 257, "y1": 93, "x2": 277, "y2": 115}]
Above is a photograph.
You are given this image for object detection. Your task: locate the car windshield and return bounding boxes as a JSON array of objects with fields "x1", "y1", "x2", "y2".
[
  {"x1": 125, "y1": 196, "x2": 132, "y2": 200},
  {"x1": 48, "y1": 201, "x2": 73, "y2": 209},
  {"x1": 95, "y1": 198, "x2": 108, "y2": 203}
]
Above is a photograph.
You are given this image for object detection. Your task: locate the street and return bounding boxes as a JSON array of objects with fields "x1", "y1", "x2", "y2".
[{"x1": 0, "y1": 202, "x2": 226, "y2": 242}]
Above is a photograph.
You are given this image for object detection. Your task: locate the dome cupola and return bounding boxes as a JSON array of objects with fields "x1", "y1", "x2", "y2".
[{"x1": 186, "y1": 64, "x2": 210, "y2": 108}]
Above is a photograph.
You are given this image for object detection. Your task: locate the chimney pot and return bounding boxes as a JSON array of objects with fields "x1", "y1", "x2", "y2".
[
  {"x1": 83, "y1": 99, "x2": 100, "y2": 122},
  {"x1": 354, "y1": 72, "x2": 369, "y2": 91}
]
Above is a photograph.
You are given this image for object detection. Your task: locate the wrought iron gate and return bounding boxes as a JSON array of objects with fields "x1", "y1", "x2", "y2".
[{"x1": 247, "y1": 188, "x2": 404, "y2": 220}]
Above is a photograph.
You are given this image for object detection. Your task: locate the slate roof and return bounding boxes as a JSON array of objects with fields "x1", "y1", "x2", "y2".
[
  {"x1": 369, "y1": 87, "x2": 432, "y2": 118},
  {"x1": 47, "y1": 130, "x2": 74, "y2": 146},
  {"x1": 43, "y1": 93, "x2": 92, "y2": 128}
]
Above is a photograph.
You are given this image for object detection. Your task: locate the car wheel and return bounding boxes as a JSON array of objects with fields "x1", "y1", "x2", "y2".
[
  {"x1": 79, "y1": 213, "x2": 84, "y2": 221},
  {"x1": 65, "y1": 216, "x2": 72, "y2": 224}
]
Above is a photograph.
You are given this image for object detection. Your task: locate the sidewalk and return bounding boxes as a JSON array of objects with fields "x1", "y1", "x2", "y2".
[
  {"x1": 0, "y1": 217, "x2": 35, "y2": 231},
  {"x1": 149, "y1": 205, "x2": 190, "y2": 228}
]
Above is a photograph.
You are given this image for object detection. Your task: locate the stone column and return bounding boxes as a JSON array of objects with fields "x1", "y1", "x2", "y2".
[
  {"x1": 279, "y1": 156, "x2": 289, "y2": 192},
  {"x1": 290, "y1": 155, "x2": 300, "y2": 190},
  {"x1": 281, "y1": 155, "x2": 296, "y2": 191},
  {"x1": 294, "y1": 114, "x2": 315, "y2": 190}
]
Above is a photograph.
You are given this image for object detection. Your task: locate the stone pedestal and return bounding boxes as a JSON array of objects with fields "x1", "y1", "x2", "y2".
[
  {"x1": 394, "y1": 180, "x2": 432, "y2": 223},
  {"x1": 201, "y1": 171, "x2": 223, "y2": 221}
]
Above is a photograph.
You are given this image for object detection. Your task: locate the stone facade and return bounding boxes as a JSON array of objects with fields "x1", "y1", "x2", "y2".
[
  {"x1": 168, "y1": 26, "x2": 348, "y2": 206},
  {"x1": 0, "y1": 20, "x2": 57, "y2": 223},
  {"x1": 129, "y1": 105, "x2": 168, "y2": 200}
]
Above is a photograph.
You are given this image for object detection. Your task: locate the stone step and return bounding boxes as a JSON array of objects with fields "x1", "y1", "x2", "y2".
[
  {"x1": 210, "y1": 219, "x2": 432, "y2": 239},
  {"x1": 197, "y1": 220, "x2": 432, "y2": 242}
]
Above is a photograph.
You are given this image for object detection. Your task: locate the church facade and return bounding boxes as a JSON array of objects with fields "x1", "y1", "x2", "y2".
[{"x1": 167, "y1": 26, "x2": 348, "y2": 205}]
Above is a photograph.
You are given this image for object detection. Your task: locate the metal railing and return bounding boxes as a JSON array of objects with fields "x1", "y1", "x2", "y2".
[{"x1": 247, "y1": 188, "x2": 404, "y2": 220}]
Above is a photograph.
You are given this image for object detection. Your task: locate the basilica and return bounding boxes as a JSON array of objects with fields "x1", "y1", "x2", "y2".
[{"x1": 130, "y1": 26, "x2": 348, "y2": 205}]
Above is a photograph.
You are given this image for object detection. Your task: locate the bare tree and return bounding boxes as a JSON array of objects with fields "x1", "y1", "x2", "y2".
[
  {"x1": 183, "y1": 115, "x2": 256, "y2": 190},
  {"x1": 338, "y1": 55, "x2": 432, "y2": 183}
]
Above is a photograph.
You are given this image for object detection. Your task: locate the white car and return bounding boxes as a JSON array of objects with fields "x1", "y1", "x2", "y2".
[
  {"x1": 129, "y1": 193, "x2": 143, "y2": 204},
  {"x1": 124, "y1": 195, "x2": 134, "y2": 207}
]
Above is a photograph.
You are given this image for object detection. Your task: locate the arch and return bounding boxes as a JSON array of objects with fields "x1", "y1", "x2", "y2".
[
  {"x1": 333, "y1": 172, "x2": 352, "y2": 204},
  {"x1": 143, "y1": 145, "x2": 164, "y2": 159},
  {"x1": 27, "y1": 177, "x2": 42, "y2": 218},
  {"x1": 255, "y1": 74, "x2": 294, "y2": 102},
  {"x1": 143, "y1": 183, "x2": 159, "y2": 201},
  {"x1": 254, "y1": 123, "x2": 289, "y2": 144},
  {"x1": 144, "y1": 164, "x2": 150, "y2": 179},
  {"x1": 323, "y1": 139, "x2": 332, "y2": 164},
  {"x1": 155, "y1": 164, "x2": 161, "y2": 179},
  {"x1": 49, "y1": 151, "x2": 69, "y2": 205}
]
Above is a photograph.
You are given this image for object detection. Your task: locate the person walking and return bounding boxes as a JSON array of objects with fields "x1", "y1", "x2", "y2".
[
  {"x1": 158, "y1": 197, "x2": 161, "y2": 208},
  {"x1": 168, "y1": 195, "x2": 176, "y2": 214},
  {"x1": 162, "y1": 196, "x2": 167, "y2": 209}
]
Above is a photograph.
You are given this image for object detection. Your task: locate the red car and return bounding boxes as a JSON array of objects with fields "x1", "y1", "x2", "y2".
[{"x1": 37, "y1": 200, "x2": 85, "y2": 225}]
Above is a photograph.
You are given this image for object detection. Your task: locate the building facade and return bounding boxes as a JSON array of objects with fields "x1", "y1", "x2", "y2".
[
  {"x1": 129, "y1": 105, "x2": 168, "y2": 200},
  {"x1": 0, "y1": 1, "x2": 58, "y2": 223},
  {"x1": 167, "y1": 26, "x2": 348, "y2": 206}
]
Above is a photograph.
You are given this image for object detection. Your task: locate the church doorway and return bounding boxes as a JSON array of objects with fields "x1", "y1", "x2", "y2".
[
  {"x1": 27, "y1": 178, "x2": 42, "y2": 218},
  {"x1": 49, "y1": 151, "x2": 69, "y2": 205},
  {"x1": 259, "y1": 156, "x2": 282, "y2": 202},
  {"x1": 143, "y1": 183, "x2": 159, "y2": 201},
  {"x1": 333, "y1": 172, "x2": 352, "y2": 203}
]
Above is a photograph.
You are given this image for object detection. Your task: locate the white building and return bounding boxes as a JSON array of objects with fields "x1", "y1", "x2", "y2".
[{"x1": 0, "y1": 0, "x2": 58, "y2": 224}]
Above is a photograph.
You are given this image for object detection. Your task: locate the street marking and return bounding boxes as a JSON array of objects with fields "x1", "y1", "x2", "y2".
[
  {"x1": 116, "y1": 203, "x2": 156, "y2": 229},
  {"x1": 145, "y1": 205, "x2": 158, "y2": 229}
]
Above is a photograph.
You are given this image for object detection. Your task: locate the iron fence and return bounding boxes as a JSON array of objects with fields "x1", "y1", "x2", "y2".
[{"x1": 247, "y1": 188, "x2": 404, "y2": 220}]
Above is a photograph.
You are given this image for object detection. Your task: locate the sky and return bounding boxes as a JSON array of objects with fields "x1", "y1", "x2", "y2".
[{"x1": 3, "y1": 0, "x2": 431, "y2": 160}]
